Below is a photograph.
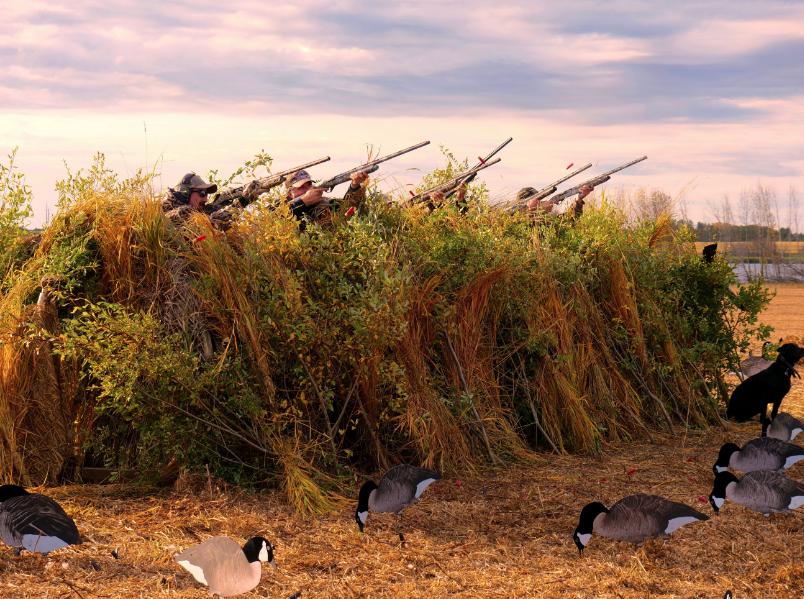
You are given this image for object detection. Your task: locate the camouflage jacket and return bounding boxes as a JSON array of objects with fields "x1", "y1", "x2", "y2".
[
  {"x1": 160, "y1": 188, "x2": 240, "y2": 232},
  {"x1": 286, "y1": 184, "x2": 365, "y2": 223}
]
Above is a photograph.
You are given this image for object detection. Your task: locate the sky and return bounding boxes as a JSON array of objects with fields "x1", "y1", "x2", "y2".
[{"x1": 2, "y1": 0, "x2": 804, "y2": 227}]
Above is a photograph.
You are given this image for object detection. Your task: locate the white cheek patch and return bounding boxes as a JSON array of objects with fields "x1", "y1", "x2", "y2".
[
  {"x1": 788, "y1": 495, "x2": 804, "y2": 510},
  {"x1": 258, "y1": 543, "x2": 269, "y2": 562},
  {"x1": 415, "y1": 478, "x2": 437, "y2": 499},
  {"x1": 357, "y1": 511, "x2": 368, "y2": 524},
  {"x1": 715, "y1": 465, "x2": 727, "y2": 473},
  {"x1": 665, "y1": 516, "x2": 699, "y2": 534},
  {"x1": 791, "y1": 428, "x2": 803, "y2": 440},
  {"x1": 713, "y1": 497, "x2": 725, "y2": 509},
  {"x1": 576, "y1": 533, "x2": 592, "y2": 546},
  {"x1": 177, "y1": 560, "x2": 208, "y2": 585},
  {"x1": 22, "y1": 534, "x2": 68, "y2": 554},
  {"x1": 784, "y1": 455, "x2": 804, "y2": 469}
]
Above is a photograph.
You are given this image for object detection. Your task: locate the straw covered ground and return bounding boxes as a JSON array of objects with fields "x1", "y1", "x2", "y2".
[
  {"x1": 2, "y1": 419, "x2": 803, "y2": 599},
  {"x1": 3, "y1": 281, "x2": 803, "y2": 599}
]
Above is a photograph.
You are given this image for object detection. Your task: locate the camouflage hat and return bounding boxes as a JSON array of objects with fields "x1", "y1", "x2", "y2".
[
  {"x1": 176, "y1": 173, "x2": 217, "y2": 194},
  {"x1": 516, "y1": 187, "x2": 537, "y2": 202},
  {"x1": 285, "y1": 170, "x2": 313, "y2": 189}
]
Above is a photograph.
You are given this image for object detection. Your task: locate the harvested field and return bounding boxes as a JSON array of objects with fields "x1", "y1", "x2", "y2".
[
  {"x1": 737, "y1": 285, "x2": 804, "y2": 415},
  {"x1": 2, "y1": 422, "x2": 803, "y2": 599},
  {"x1": 3, "y1": 287, "x2": 804, "y2": 599}
]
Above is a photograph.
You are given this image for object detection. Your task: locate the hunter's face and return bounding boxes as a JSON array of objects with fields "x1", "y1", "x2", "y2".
[
  {"x1": 189, "y1": 190, "x2": 208, "y2": 208},
  {"x1": 290, "y1": 180, "x2": 313, "y2": 199}
]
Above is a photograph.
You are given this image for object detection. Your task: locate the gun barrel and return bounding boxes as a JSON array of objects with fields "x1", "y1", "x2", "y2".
[
  {"x1": 274, "y1": 156, "x2": 331, "y2": 179},
  {"x1": 470, "y1": 137, "x2": 512, "y2": 171},
  {"x1": 543, "y1": 162, "x2": 593, "y2": 192},
  {"x1": 445, "y1": 137, "x2": 512, "y2": 200},
  {"x1": 317, "y1": 141, "x2": 430, "y2": 191},
  {"x1": 597, "y1": 155, "x2": 648, "y2": 179},
  {"x1": 548, "y1": 156, "x2": 647, "y2": 204},
  {"x1": 411, "y1": 157, "x2": 501, "y2": 203},
  {"x1": 370, "y1": 140, "x2": 430, "y2": 167}
]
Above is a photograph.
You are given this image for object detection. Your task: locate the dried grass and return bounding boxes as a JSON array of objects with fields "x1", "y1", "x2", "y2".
[{"x1": 2, "y1": 420, "x2": 804, "y2": 598}]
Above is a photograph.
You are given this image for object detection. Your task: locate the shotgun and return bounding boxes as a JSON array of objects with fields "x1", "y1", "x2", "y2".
[
  {"x1": 409, "y1": 157, "x2": 502, "y2": 205},
  {"x1": 444, "y1": 137, "x2": 513, "y2": 200},
  {"x1": 316, "y1": 141, "x2": 430, "y2": 192},
  {"x1": 213, "y1": 156, "x2": 331, "y2": 207},
  {"x1": 512, "y1": 163, "x2": 593, "y2": 210},
  {"x1": 546, "y1": 155, "x2": 648, "y2": 204}
]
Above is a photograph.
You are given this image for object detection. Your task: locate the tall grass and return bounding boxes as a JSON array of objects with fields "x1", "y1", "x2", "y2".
[{"x1": 0, "y1": 153, "x2": 772, "y2": 512}]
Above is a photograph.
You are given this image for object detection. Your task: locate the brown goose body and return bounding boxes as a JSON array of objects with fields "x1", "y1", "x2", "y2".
[
  {"x1": 767, "y1": 413, "x2": 804, "y2": 443},
  {"x1": 715, "y1": 470, "x2": 804, "y2": 516},
  {"x1": 739, "y1": 350, "x2": 772, "y2": 378},
  {"x1": 593, "y1": 494, "x2": 708, "y2": 545},
  {"x1": 174, "y1": 536, "x2": 274, "y2": 598},
  {"x1": 715, "y1": 437, "x2": 804, "y2": 474}
]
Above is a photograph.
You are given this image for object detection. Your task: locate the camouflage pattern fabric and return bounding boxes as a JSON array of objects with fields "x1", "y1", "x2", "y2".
[
  {"x1": 287, "y1": 184, "x2": 365, "y2": 224},
  {"x1": 160, "y1": 188, "x2": 239, "y2": 232}
]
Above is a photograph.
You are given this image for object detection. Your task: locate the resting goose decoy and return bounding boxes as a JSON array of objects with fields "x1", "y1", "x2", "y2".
[
  {"x1": 709, "y1": 470, "x2": 804, "y2": 516},
  {"x1": 0, "y1": 484, "x2": 82, "y2": 556},
  {"x1": 766, "y1": 412, "x2": 804, "y2": 443},
  {"x1": 572, "y1": 493, "x2": 708, "y2": 554},
  {"x1": 712, "y1": 437, "x2": 804, "y2": 474},
  {"x1": 174, "y1": 536, "x2": 275, "y2": 598},
  {"x1": 355, "y1": 464, "x2": 441, "y2": 532}
]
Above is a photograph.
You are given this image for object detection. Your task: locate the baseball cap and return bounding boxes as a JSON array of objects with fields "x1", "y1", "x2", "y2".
[
  {"x1": 176, "y1": 173, "x2": 218, "y2": 194},
  {"x1": 285, "y1": 170, "x2": 314, "y2": 189},
  {"x1": 516, "y1": 187, "x2": 537, "y2": 202}
]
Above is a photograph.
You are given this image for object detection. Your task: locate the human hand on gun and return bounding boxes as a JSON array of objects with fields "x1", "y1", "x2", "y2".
[
  {"x1": 431, "y1": 181, "x2": 468, "y2": 205},
  {"x1": 529, "y1": 184, "x2": 593, "y2": 213},
  {"x1": 349, "y1": 170, "x2": 370, "y2": 189}
]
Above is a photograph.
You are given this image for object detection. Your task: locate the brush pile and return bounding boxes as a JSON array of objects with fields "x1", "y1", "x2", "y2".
[{"x1": 0, "y1": 152, "x2": 772, "y2": 514}]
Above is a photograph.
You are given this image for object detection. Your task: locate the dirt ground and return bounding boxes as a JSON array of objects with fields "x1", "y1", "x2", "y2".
[{"x1": 2, "y1": 288, "x2": 804, "y2": 599}]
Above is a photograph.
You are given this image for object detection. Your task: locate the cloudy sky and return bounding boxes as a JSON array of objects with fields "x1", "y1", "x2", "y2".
[{"x1": 2, "y1": 0, "x2": 803, "y2": 226}]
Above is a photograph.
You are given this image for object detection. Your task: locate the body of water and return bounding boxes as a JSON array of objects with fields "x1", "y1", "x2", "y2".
[{"x1": 733, "y1": 262, "x2": 804, "y2": 283}]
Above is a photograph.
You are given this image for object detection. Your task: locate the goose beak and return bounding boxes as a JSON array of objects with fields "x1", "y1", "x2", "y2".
[{"x1": 269, "y1": 559, "x2": 277, "y2": 571}]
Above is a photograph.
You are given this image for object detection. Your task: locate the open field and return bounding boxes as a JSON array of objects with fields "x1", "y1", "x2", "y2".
[
  {"x1": 695, "y1": 242, "x2": 804, "y2": 256},
  {"x1": 2, "y1": 289, "x2": 804, "y2": 599},
  {"x1": 738, "y1": 286, "x2": 804, "y2": 415}
]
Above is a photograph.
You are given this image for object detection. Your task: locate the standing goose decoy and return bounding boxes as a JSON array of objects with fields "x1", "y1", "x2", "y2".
[
  {"x1": 0, "y1": 484, "x2": 82, "y2": 556},
  {"x1": 712, "y1": 437, "x2": 804, "y2": 474},
  {"x1": 355, "y1": 464, "x2": 441, "y2": 532},
  {"x1": 572, "y1": 493, "x2": 708, "y2": 554},
  {"x1": 766, "y1": 412, "x2": 804, "y2": 443},
  {"x1": 737, "y1": 343, "x2": 773, "y2": 379},
  {"x1": 709, "y1": 470, "x2": 804, "y2": 516},
  {"x1": 174, "y1": 536, "x2": 276, "y2": 598}
]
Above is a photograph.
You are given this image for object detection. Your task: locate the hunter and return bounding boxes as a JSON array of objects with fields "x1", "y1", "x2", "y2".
[
  {"x1": 285, "y1": 169, "x2": 370, "y2": 224},
  {"x1": 161, "y1": 173, "x2": 261, "y2": 231},
  {"x1": 518, "y1": 184, "x2": 595, "y2": 218}
]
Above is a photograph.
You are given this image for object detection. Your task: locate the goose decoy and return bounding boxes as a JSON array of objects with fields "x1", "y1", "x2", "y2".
[
  {"x1": 0, "y1": 484, "x2": 82, "y2": 556},
  {"x1": 174, "y1": 536, "x2": 276, "y2": 598},
  {"x1": 355, "y1": 464, "x2": 441, "y2": 532},
  {"x1": 572, "y1": 493, "x2": 709, "y2": 555},
  {"x1": 712, "y1": 437, "x2": 804, "y2": 474},
  {"x1": 737, "y1": 343, "x2": 772, "y2": 379},
  {"x1": 572, "y1": 493, "x2": 708, "y2": 554},
  {"x1": 766, "y1": 412, "x2": 804, "y2": 443},
  {"x1": 709, "y1": 470, "x2": 804, "y2": 516}
]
